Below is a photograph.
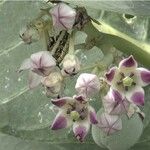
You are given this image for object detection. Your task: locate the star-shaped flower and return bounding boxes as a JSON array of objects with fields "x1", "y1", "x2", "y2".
[
  {"x1": 105, "y1": 55, "x2": 150, "y2": 106},
  {"x1": 50, "y1": 95, "x2": 98, "y2": 142}
]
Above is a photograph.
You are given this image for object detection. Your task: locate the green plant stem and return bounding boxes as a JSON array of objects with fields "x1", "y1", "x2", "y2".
[{"x1": 68, "y1": 31, "x2": 76, "y2": 54}]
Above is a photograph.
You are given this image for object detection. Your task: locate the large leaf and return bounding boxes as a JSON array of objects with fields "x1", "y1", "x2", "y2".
[
  {"x1": 0, "y1": 133, "x2": 101, "y2": 150},
  {"x1": 66, "y1": 0, "x2": 150, "y2": 16}
]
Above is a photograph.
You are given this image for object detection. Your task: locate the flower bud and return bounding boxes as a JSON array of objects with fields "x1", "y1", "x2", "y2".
[
  {"x1": 75, "y1": 73, "x2": 100, "y2": 98},
  {"x1": 19, "y1": 26, "x2": 39, "y2": 44},
  {"x1": 41, "y1": 68, "x2": 64, "y2": 98},
  {"x1": 50, "y1": 3, "x2": 76, "y2": 31},
  {"x1": 61, "y1": 54, "x2": 80, "y2": 76}
]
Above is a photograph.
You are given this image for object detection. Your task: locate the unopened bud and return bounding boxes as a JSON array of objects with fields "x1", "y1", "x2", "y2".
[
  {"x1": 61, "y1": 54, "x2": 80, "y2": 76},
  {"x1": 19, "y1": 26, "x2": 39, "y2": 44},
  {"x1": 50, "y1": 3, "x2": 76, "y2": 31},
  {"x1": 42, "y1": 68, "x2": 64, "y2": 97}
]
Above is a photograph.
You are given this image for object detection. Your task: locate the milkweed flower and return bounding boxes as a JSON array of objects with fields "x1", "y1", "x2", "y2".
[
  {"x1": 18, "y1": 51, "x2": 56, "y2": 88},
  {"x1": 50, "y1": 95, "x2": 98, "y2": 142},
  {"x1": 61, "y1": 54, "x2": 80, "y2": 76},
  {"x1": 75, "y1": 73, "x2": 100, "y2": 98},
  {"x1": 50, "y1": 3, "x2": 76, "y2": 31},
  {"x1": 105, "y1": 55, "x2": 150, "y2": 106}
]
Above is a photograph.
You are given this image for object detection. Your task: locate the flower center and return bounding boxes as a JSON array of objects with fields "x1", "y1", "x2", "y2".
[
  {"x1": 122, "y1": 76, "x2": 134, "y2": 87},
  {"x1": 66, "y1": 102, "x2": 88, "y2": 122},
  {"x1": 70, "y1": 111, "x2": 80, "y2": 122},
  {"x1": 117, "y1": 72, "x2": 136, "y2": 91}
]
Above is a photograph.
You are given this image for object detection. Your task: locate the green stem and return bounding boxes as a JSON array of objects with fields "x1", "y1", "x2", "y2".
[{"x1": 68, "y1": 31, "x2": 76, "y2": 54}]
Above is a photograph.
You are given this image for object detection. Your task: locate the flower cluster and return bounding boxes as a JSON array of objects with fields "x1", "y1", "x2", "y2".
[
  {"x1": 18, "y1": 51, "x2": 81, "y2": 97},
  {"x1": 18, "y1": 1, "x2": 150, "y2": 144},
  {"x1": 50, "y1": 73, "x2": 100, "y2": 142}
]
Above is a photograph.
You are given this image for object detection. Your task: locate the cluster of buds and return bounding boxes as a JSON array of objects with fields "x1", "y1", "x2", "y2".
[
  {"x1": 18, "y1": 50, "x2": 81, "y2": 98},
  {"x1": 97, "y1": 55, "x2": 150, "y2": 135},
  {"x1": 50, "y1": 73, "x2": 100, "y2": 142}
]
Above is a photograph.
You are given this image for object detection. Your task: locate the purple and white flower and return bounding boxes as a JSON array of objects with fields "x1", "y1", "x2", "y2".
[
  {"x1": 50, "y1": 3, "x2": 76, "y2": 31},
  {"x1": 75, "y1": 73, "x2": 100, "y2": 98},
  {"x1": 18, "y1": 51, "x2": 56, "y2": 88},
  {"x1": 50, "y1": 95, "x2": 98, "y2": 142},
  {"x1": 105, "y1": 55, "x2": 150, "y2": 106},
  {"x1": 61, "y1": 54, "x2": 80, "y2": 76}
]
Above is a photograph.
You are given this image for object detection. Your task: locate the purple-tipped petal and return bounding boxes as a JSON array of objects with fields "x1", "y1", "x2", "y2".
[
  {"x1": 105, "y1": 67, "x2": 117, "y2": 84},
  {"x1": 18, "y1": 58, "x2": 32, "y2": 72},
  {"x1": 75, "y1": 73, "x2": 100, "y2": 97},
  {"x1": 119, "y1": 55, "x2": 137, "y2": 71},
  {"x1": 51, "y1": 97, "x2": 73, "y2": 107},
  {"x1": 28, "y1": 71, "x2": 43, "y2": 89},
  {"x1": 73, "y1": 121, "x2": 90, "y2": 142},
  {"x1": 51, "y1": 98, "x2": 66, "y2": 107},
  {"x1": 97, "y1": 113, "x2": 122, "y2": 135},
  {"x1": 136, "y1": 68, "x2": 150, "y2": 87},
  {"x1": 126, "y1": 87, "x2": 145, "y2": 106},
  {"x1": 73, "y1": 95, "x2": 86, "y2": 103},
  {"x1": 89, "y1": 106, "x2": 98, "y2": 124},
  {"x1": 51, "y1": 112, "x2": 68, "y2": 130}
]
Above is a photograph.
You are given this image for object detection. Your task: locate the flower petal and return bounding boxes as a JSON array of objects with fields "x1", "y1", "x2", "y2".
[
  {"x1": 73, "y1": 120, "x2": 90, "y2": 142},
  {"x1": 135, "y1": 67, "x2": 150, "y2": 87},
  {"x1": 51, "y1": 111, "x2": 69, "y2": 130},
  {"x1": 119, "y1": 55, "x2": 137, "y2": 71},
  {"x1": 18, "y1": 58, "x2": 32, "y2": 72},
  {"x1": 105, "y1": 67, "x2": 118, "y2": 84},
  {"x1": 28, "y1": 71, "x2": 43, "y2": 89},
  {"x1": 88, "y1": 106, "x2": 98, "y2": 124},
  {"x1": 73, "y1": 95, "x2": 86, "y2": 103},
  {"x1": 126, "y1": 86, "x2": 145, "y2": 106},
  {"x1": 97, "y1": 113, "x2": 122, "y2": 135},
  {"x1": 51, "y1": 97, "x2": 73, "y2": 107}
]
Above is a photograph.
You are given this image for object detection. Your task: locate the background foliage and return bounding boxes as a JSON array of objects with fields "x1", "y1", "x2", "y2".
[{"x1": 0, "y1": 0, "x2": 150, "y2": 149}]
